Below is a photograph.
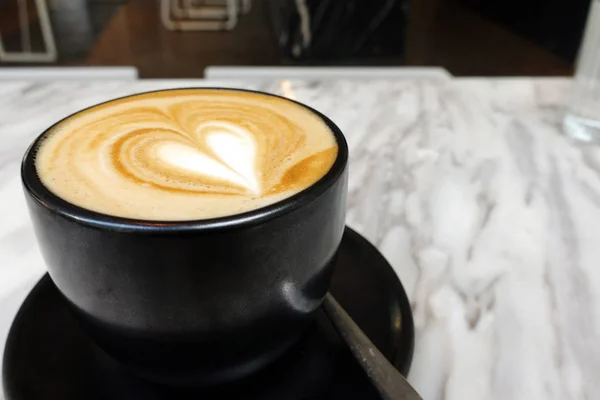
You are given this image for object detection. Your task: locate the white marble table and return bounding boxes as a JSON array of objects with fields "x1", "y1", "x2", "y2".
[{"x1": 0, "y1": 78, "x2": 598, "y2": 400}]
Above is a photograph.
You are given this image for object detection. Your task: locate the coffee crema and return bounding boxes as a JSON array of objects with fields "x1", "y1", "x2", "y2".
[{"x1": 35, "y1": 89, "x2": 338, "y2": 220}]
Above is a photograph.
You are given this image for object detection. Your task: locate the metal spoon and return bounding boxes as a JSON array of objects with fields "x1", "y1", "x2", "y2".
[{"x1": 322, "y1": 293, "x2": 423, "y2": 400}]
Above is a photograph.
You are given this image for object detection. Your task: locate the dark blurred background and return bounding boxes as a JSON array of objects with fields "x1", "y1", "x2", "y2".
[{"x1": 0, "y1": 0, "x2": 590, "y2": 77}]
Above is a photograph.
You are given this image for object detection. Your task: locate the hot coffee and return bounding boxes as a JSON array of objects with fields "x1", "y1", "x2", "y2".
[
  {"x1": 35, "y1": 89, "x2": 338, "y2": 220},
  {"x1": 22, "y1": 88, "x2": 348, "y2": 385}
]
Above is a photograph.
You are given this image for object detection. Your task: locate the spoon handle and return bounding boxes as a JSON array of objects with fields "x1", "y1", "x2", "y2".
[{"x1": 322, "y1": 293, "x2": 423, "y2": 400}]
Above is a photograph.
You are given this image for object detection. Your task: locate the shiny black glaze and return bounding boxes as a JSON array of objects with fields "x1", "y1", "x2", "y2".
[
  {"x1": 2, "y1": 228, "x2": 416, "y2": 400},
  {"x1": 21, "y1": 88, "x2": 348, "y2": 385}
]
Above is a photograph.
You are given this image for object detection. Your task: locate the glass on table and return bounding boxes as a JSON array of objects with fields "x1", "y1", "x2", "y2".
[{"x1": 564, "y1": 0, "x2": 600, "y2": 143}]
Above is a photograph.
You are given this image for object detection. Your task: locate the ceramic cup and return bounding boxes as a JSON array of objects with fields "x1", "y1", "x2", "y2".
[{"x1": 21, "y1": 89, "x2": 349, "y2": 386}]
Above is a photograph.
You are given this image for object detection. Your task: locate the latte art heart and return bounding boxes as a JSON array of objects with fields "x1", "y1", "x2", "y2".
[
  {"x1": 202, "y1": 122, "x2": 260, "y2": 193},
  {"x1": 35, "y1": 89, "x2": 338, "y2": 220},
  {"x1": 155, "y1": 129, "x2": 260, "y2": 194}
]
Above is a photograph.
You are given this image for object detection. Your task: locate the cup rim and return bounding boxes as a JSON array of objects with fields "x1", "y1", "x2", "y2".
[{"x1": 21, "y1": 87, "x2": 348, "y2": 234}]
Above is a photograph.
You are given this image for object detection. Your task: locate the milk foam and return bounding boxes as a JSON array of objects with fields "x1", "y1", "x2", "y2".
[{"x1": 35, "y1": 89, "x2": 338, "y2": 220}]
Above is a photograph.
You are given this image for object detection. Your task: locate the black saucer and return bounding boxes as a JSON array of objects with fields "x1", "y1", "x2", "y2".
[{"x1": 2, "y1": 227, "x2": 414, "y2": 400}]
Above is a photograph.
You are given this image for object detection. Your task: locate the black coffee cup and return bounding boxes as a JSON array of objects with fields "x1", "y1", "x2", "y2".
[{"x1": 21, "y1": 89, "x2": 348, "y2": 386}]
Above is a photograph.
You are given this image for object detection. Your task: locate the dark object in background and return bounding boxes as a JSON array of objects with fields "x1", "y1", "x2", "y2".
[
  {"x1": 48, "y1": 0, "x2": 95, "y2": 58},
  {"x1": 0, "y1": 0, "x2": 121, "y2": 62},
  {"x1": 465, "y1": 0, "x2": 591, "y2": 62},
  {"x1": 268, "y1": 0, "x2": 408, "y2": 61}
]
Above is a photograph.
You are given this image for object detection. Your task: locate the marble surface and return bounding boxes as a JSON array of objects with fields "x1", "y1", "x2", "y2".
[{"x1": 0, "y1": 78, "x2": 598, "y2": 400}]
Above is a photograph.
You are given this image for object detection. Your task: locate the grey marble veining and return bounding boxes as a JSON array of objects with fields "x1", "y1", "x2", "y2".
[{"x1": 0, "y1": 78, "x2": 598, "y2": 400}]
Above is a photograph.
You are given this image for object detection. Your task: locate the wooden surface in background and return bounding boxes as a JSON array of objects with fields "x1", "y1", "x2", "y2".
[
  {"x1": 1, "y1": 0, "x2": 574, "y2": 77},
  {"x1": 85, "y1": 0, "x2": 280, "y2": 78},
  {"x1": 0, "y1": 1, "x2": 39, "y2": 35},
  {"x1": 0, "y1": 0, "x2": 40, "y2": 51}
]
